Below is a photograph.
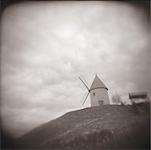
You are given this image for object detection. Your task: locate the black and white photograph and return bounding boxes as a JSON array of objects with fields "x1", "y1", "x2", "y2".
[{"x1": 1, "y1": 0, "x2": 150, "y2": 149}]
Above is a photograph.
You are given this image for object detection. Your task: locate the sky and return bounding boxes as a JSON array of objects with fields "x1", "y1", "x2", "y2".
[{"x1": 1, "y1": 1, "x2": 150, "y2": 137}]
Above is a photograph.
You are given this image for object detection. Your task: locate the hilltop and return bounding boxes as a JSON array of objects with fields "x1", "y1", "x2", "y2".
[{"x1": 15, "y1": 103, "x2": 150, "y2": 149}]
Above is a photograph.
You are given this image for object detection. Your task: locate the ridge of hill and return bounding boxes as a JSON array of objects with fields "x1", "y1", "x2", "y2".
[{"x1": 17, "y1": 103, "x2": 150, "y2": 149}]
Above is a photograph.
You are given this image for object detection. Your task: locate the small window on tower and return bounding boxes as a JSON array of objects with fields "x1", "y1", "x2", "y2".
[{"x1": 93, "y1": 92, "x2": 95, "y2": 96}]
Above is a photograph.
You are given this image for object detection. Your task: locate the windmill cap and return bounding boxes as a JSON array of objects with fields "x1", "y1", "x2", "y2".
[{"x1": 90, "y1": 75, "x2": 108, "y2": 91}]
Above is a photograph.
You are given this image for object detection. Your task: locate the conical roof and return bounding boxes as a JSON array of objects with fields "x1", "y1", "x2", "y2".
[{"x1": 90, "y1": 75, "x2": 108, "y2": 91}]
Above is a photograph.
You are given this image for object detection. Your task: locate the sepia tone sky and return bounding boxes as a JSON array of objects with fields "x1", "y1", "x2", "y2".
[{"x1": 1, "y1": 1, "x2": 150, "y2": 137}]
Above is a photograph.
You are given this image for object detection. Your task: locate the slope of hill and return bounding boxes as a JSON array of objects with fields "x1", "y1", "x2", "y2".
[{"x1": 16, "y1": 103, "x2": 150, "y2": 149}]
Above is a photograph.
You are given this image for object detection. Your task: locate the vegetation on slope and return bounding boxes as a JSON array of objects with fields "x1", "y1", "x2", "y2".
[{"x1": 15, "y1": 102, "x2": 150, "y2": 149}]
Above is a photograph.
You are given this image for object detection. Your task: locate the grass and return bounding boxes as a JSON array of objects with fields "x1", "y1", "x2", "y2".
[{"x1": 2, "y1": 102, "x2": 150, "y2": 149}]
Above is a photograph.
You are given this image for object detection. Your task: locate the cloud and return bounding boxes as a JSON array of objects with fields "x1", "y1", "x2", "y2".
[{"x1": 1, "y1": 1, "x2": 149, "y2": 137}]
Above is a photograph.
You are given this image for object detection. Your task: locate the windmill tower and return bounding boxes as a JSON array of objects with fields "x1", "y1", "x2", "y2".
[{"x1": 79, "y1": 74, "x2": 110, "y2": 106}]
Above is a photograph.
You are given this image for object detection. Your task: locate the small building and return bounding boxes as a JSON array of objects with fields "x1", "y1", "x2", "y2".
[
  {"x1": 129, "y1": 92, "x2": 148, "y2": 104},
  {"x1": 90, "y1": 75, "x2": 110, "y2": 106}
]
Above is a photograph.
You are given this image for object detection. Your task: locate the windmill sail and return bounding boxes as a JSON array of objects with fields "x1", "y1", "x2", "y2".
[
  {"x1": 79, "y1": 76, "x2": 90, "y2": 105},
  {"x1": 82, "y1": 92, "x2": 90, "y2": 105},
  {"x1": 81, "y1": 75, "x2": 89, "y2": 86},
  {"x1": 79, "y1": 77, "x2": 90, "y2": 92}
]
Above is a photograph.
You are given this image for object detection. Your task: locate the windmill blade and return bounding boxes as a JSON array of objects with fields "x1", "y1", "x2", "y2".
[
  {"x1": 79, "y1": 77, "x2": 90, "y2": 92},
  {"x1": 81, "y1": 75, "x2": 89, "y2": 86},
  {"x1": 82, "y1": 92, "x2": 90, "y2": 105}
]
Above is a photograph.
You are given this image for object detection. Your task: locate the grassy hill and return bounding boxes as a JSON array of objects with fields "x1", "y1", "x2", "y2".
[{"x1": 15, "y1": 102, "x2": 150, "y2": 149}]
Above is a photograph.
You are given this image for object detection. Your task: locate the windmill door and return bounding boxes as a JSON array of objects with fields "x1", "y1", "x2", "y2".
[{"x1": 98, "y1": 100, "x2": 104, "y2": 105}]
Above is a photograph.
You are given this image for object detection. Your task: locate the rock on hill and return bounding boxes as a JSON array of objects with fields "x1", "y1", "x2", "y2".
[{"x1": 16, "y1": 103, "x2": 150, "y2": 149}]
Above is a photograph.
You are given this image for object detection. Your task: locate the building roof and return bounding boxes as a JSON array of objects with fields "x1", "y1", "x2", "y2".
[
  {"x1": 129, "y1": 92, "x2": 147, "y2": 99},
  {"x1": 90, "y1": 75, "x2": 108, "y2": 91}
]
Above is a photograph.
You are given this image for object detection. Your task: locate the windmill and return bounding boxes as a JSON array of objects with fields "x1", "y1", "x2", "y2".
[
  {"x1": 79, "y1": 75, "x2": 110, "y2": 106},
  {"x1": 79, "y1": 76, "x2": 90, "y2": 105}
]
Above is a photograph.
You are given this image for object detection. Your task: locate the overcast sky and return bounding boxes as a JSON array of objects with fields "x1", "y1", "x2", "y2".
[{"x1": 1, "y1": 1, "x2": 150, "y2": 137}]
